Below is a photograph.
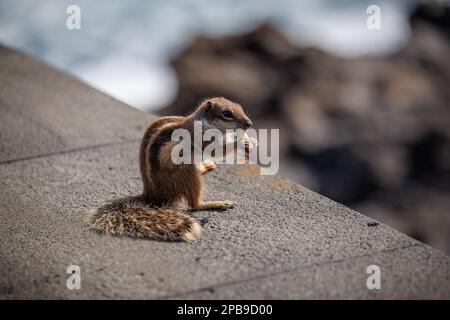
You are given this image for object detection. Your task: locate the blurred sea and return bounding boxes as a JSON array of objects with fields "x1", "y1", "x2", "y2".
[{"x1": 0, "y1": 0, "x2": 421, "y2": 110}]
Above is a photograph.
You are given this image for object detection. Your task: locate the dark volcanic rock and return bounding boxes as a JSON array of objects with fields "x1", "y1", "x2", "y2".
[{"x1": 159, "y1": 3, "x2": 450, "y2": 253}]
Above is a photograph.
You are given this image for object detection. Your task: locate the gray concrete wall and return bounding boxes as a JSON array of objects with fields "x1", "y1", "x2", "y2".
[{"x1": 0, "y1": 44, "x2": 449, "y2": 299}]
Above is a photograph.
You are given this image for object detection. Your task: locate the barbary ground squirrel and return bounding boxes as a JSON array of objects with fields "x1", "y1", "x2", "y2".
[{"x1": 87, "y1": 97, "x2": 253, "y2": 242}]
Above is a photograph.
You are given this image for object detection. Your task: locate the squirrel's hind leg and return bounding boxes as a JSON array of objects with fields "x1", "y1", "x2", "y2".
[
  {"x1": 185, "y1": 170, "x2": 235, "y2": 210},
  {"x1": 192, "y1": 200, "x2": 236, "y2": 211},
  {"x1": 188, "y1": 195, "x2": 236, "y2": 211}
]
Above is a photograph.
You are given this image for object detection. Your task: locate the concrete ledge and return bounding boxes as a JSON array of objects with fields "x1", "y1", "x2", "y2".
[
  {"x1": 0, "y1": 44, "x2": 449, "y2": 299},
  {"x1": 0, "y1": 45, "x2": 154, "y2": 163}
]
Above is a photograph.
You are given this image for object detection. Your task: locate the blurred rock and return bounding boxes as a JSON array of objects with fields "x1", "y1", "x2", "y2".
[{"x1": 159, "y1": 3, "x2": 450, "y2": 253}]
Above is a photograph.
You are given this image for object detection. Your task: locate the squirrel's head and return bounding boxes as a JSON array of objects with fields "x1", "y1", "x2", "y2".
[{"x1": 195, "y1": 97, "x2": 252, "y2": 132}]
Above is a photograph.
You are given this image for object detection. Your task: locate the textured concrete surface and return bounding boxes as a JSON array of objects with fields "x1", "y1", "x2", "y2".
[
  {"x1": 1, "y1": 44, "x2": 449, "y2": 299},
  {"x1": 0, "y1": 45, "x2": 153, "y2": 163}
]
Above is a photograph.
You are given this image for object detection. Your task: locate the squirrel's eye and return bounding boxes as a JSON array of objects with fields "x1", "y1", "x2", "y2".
[{"x1": 222, "y1": 110, "x2": 234, "y2": 118}]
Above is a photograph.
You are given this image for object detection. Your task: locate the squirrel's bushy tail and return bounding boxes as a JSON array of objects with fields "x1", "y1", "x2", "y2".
[{"x1": 86, "y1": 196, "x2": 201, "y2": 242}]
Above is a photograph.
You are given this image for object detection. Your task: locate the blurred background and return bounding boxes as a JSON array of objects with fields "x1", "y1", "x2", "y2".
[{"x1": 0, "y1": 0, "x2": 449, "y2": 253}]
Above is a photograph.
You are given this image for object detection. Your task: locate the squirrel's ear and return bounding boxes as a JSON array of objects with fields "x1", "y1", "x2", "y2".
[{"x1": 205, "y1": 101, "x2": 212, "y2": 112}]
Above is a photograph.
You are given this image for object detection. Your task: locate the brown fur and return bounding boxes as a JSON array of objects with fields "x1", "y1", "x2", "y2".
[{"x1": 87, "y1": 97, "x2": 252, "y2": 242}]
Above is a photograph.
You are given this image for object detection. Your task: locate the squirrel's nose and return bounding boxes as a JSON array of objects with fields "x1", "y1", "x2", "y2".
[{"x1": 243, "y1": 118, "x2": 252, "y2": 129}]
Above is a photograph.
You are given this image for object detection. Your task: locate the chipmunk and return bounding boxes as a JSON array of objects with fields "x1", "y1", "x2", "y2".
[{"x1": 87, "y1": 97, "x2": 253, "y2": 242}]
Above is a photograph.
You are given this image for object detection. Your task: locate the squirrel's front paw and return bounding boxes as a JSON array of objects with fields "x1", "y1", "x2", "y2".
[{"x1": 197, "y1": 159, "x2": 216, "y2": 175}]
